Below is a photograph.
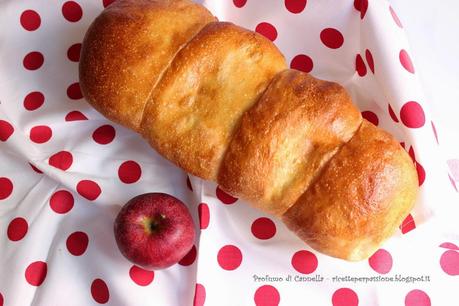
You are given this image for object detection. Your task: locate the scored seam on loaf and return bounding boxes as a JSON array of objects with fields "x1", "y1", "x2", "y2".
[
  {"x1": 137, "y1": 3, "x2": 217, "y2": 129},
  {"x1": 277, "y1": 119, "x2": 364, "y2": 213}
]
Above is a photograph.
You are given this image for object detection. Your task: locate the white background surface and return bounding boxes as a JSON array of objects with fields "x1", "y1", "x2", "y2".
[{"x1": 389, "y1": 0, "x2": 459, "y2": 159}]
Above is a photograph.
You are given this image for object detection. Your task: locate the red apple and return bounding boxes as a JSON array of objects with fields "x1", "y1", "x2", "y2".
[{"x1": 114, "y1": 193, "x2": 196, "y2": 269}]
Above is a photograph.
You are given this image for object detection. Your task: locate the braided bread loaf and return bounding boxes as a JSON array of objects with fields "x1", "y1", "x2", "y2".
[{"x1": 79, "y1": 0, "x2": 418, "y2": 261}]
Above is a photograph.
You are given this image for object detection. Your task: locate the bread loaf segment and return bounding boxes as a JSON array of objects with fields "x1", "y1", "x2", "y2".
[
  {"x1": 79, "y1": 0, "x2": 215, "y2": 130},
  {"x1": 282, "y1": 120, "x2": 418, "y2": 261},
  {"x1": 141, "y1": 22, "x2": 287, "y2": 180},
  {"x1": 218, "y1": 69, "x2": 362, "y2": 216},
  {"x1": 79, "y1": 0, "x2": 419, "y2": 261}
]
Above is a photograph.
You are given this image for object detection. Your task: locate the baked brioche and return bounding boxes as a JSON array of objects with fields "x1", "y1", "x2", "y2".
[
  {"x1": 218, "y1": 69, "x2": 362, "y2": 216},
  {"x1": 283, "y1": 120, "x2": 418, "y2": 261},
  {"x1": 141, "y1": 22, "x2": 286, "y2": 180},
  {"x1": 79, "y1": 0, "x2": 418, "y2": 261},
  {"x1": 79, "y1": 0, "x2": 216, "y2": 130}
]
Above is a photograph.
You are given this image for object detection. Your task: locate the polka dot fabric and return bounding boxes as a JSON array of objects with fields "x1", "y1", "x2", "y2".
[{"x1": 0, "y1": 0, "x2": 457, "y2": 305}]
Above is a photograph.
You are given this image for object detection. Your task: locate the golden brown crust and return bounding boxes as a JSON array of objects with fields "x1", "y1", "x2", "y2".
[
  {"x1": 218, "y1": 69, "x2": 362, "y2": 216},
  {"x1": 282, "y1": 120, "x2": 418, "y2": 261},
  {"x1": 79, "y1": 0, "x2": 215, "y2": 131},
  {"x1": 140, "y1": 22, "x2": 287, "y2": 180},
  {"x1": 80, "y1": 1, "x2": 419, "y2": 261}
]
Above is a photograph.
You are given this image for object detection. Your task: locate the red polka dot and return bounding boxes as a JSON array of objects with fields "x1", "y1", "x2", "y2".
[
  {"x1": 285, "y1": 0, "x2": 307, "y2": 14},
  {"x1": 186, "y1": 175, "x2": 193, "y2": 191},
  {"x1": 447, "y1": 160, "x2": 459, "y2": 178},
  {"x1": 388, "y1": 103, "x2": 399, "y2": 122},
  {"x1": 390, "y1": 6, "x2": 403, "y2": 28},
  {"x1": 50, "y1": 190, "x2": 74, "y2": 214},
  {"x1": 67, "y1": 82, "x2": 83, "y2": 100},
  {"x1": 354, "y1": 0, "x2": 368, "y2": 19},
  {"x1": 92, "y1": 125, "x2": 116, "y2": 145},
  {"x1": 0, "y1": 177, "x2": 13, "y2": 200},
  {"x1": 198, "y1": 203, "x2": 210, "y2": 229},
  {"x1": 251, "y1": 217, "x2": 276, "y2": 240},
  {"x1": 290, "y1": 54, "x2": 313, "y2": 73},
  {"x1": 431, "y1": 121, "x2": 439, "y2": 144},
  {"x1": 7, "y1": 217, "x2": 28, "y2": 241},
  {"x1": 332, "y1": 288, "x2": 359, "y2": 306},
  {"x1": 23, "y1": 51, "x2": 44, "y2": 70},
  {"x1": 30, "y1": 125, "x2": 52, "y2": 144},
  {"x1": 233, "y1": 0, "x2": 247, "y2": 8},
  {"x1": 255, "y1": 22, "x2": 278, "y2": 42},
  {"x1": 0, "y1": 120, "x2": 14, "y2": 142},
  {"x1": 25, "y1": 261, "x2": 47, "y2": 286},
  {"x1": 254, "y1": 285, "x2": 280, "y2": 306},
  {"x1": 62, "y1": 1, "x2": 83, "y2": 22},
  {"x1": 400, "y1": 213, "x2": 416, "y2": 234},
  {"x1": 65, "y1": 110, "x2": 88, "y2": 121},
  {"x1": 449, "y1": 174, "x2": 458, "y2": 192},
  {"x1": 77, "y1": 180, "x2": 101, "y2": 201},
  {"x1": 291, "y1": 250, "x2": 318, "y2": 274},
  {"x1": 91, "y1": 278, "x2": 109, "y2": 304},
  {"x1": 416, "y1": 162, "x2": 425, "y2": 186},
  {"x1": 400, "y1": 101, "x2": 425, "y2": 128},
  {"x1": 29, "y1": 162, "x2": 43, "y2": 174},
  {"x1": 408, "y1": 146, "x2": 416, "y2": 164},
  {"x1": 49, "y1": 151, "x2": 73, "y2": 171},
  {"x1": 103, "y1": 0, "x2": 116, "y2": 7},
  {"x1": 365, "y1": 49, "x2": 374, "y2": 73},
  {"x1": 179, "y1": 245, "x2": 197, "y2": 266},
  {"x1": 362, "y1": 2, "x2": 368, "y2": 19},
  {"x1": 440, "y1": 242, "x2": 459, "y2": 250},
  {"x1": 20, "y1": 10, "x2": 41, "y2": 31},
  {"x1": 66, "y1": 231, "x2": 89, "y2": 256},
  {"x1": 440, "y1": 250, "x2": 459, "y2": 276},
  {"x1": 118, "y1": 160, "x2": 141, "y2": 184},
  {"x1": 216, "y1": 186, "x2": 238, "y2": 204},
  {"x1": 320, "y1": 28, "x2": 344, "y2": 49},
  {"x1": 129, "y1": 265, "x2": 154, "y2": 286},
  {"x1": 217, "y1": 245, "x2": 242, "y2": 270},
  {"x1": 361, "y1": 111, "x2": 379, "y2": 126},
  {"x1": 193, "y1": 283, "x2": 206, "y2": 306},
  {"x1": 67, "y1": 43, "x2": 82, "y2": 62},
  {"x1": 23, "y1": 91, "x2": 45, "y2": 111},
  {"x1": 405, "y1": 289, "x2": 431, "y2": 306},
  {"x1": 368, "y1": 249, "x2": 392, "y2": 274},
  {"x1": 355, "y1": 54, "x2": 367, "y2": 77},
  {"x1": 399, "y1": 49, "x2": 415, "y2": 73}
]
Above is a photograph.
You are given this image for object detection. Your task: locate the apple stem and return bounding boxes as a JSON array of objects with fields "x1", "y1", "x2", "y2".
[
  {"x1": 150, "y1": 220, "x2": 159, "y2": 231},
  {"x1": 142, "y1": 214, "x2": 166, "y2": 234}
]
